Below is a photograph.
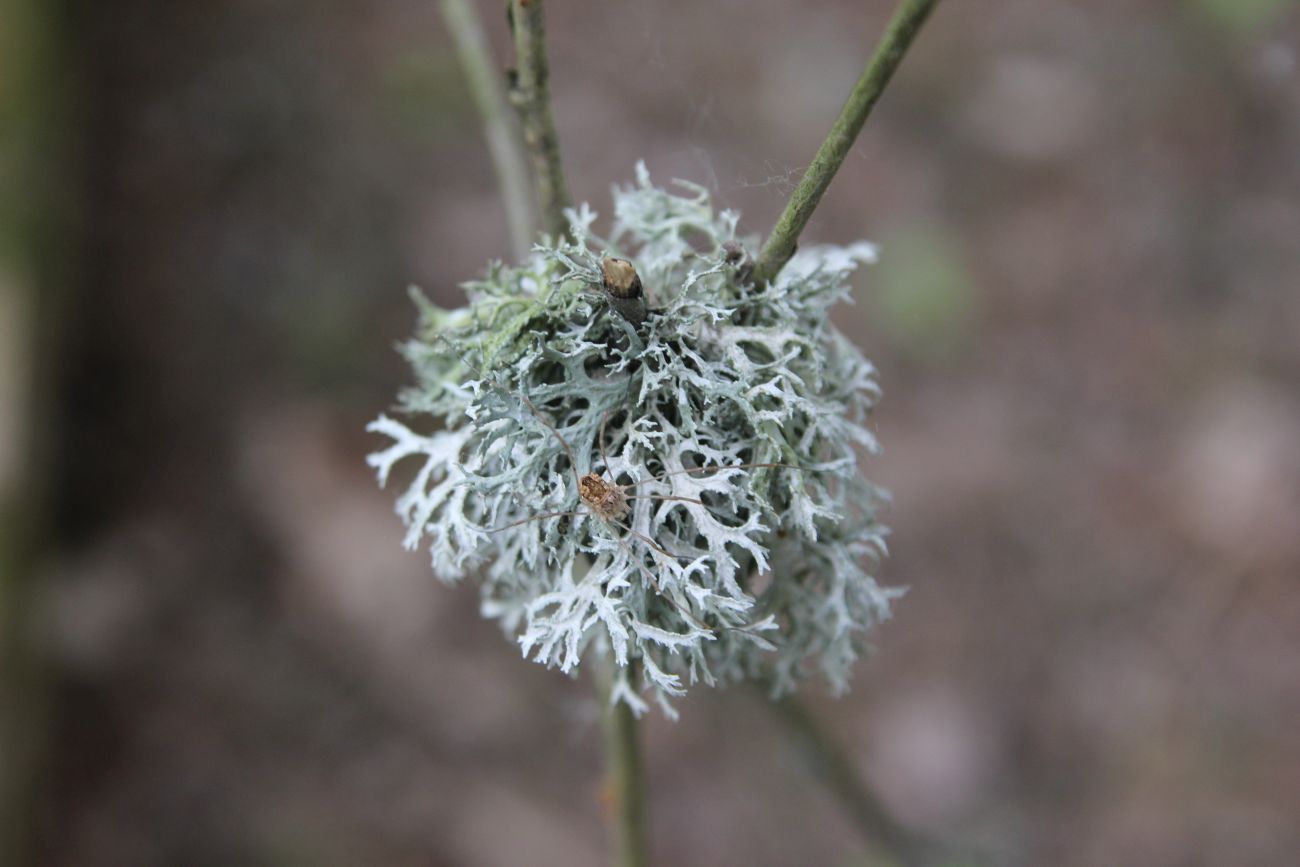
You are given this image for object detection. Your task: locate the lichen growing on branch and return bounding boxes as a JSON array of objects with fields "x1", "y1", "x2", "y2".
[{"x1": 368, "y1": 164, "x2": 900, "y2": 716}]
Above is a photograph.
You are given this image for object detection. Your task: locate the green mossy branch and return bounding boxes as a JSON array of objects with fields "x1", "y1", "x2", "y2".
[
  {"x1": 753, "y1": 0, "x2": 942, "y2": 286},
  {"x1": 600, "y1": 661, "x2": 649, "y2": 867}
]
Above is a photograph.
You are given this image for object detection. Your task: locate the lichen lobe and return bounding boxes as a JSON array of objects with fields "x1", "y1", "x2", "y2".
[{"x1": 367, "y1": 163, "x2": 900, "y2": 715}]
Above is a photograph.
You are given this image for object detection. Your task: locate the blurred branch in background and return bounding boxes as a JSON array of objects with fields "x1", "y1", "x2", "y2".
[
  {"x1": 765, "y1": 692, "x2": 947, "y2": 867},
  {"x1": 439, "y1": 0, "x2": 534, "y2": 260},
  {"x1": 753, "y1": 0, "x2": 942, "y2": 286},
  {"x1": 507, "y1": 0, "x2": 573, "y2": 241},
  {"x1": 1, "y1": 0, "x2": 75, "y2": 862}
]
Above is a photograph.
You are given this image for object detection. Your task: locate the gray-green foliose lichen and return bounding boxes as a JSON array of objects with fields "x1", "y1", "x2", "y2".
[{"x1": 368, "y1": 164, "x2": 900, "y2": 716}]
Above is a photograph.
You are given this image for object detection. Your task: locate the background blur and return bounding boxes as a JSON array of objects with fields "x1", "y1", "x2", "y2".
[{"x1": 4, "y1": 1, "x2": 1299, "y2": 865}]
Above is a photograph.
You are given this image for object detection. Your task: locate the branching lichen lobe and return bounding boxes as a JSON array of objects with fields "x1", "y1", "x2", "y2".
[{"x1": 369, "y1": 166, "x2": 900, "y2": 715}]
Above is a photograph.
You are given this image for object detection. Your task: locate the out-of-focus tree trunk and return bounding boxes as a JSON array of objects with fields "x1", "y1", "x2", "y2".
[{"x1": 1, "y1": 0, "x2": 74, "y2": 862}]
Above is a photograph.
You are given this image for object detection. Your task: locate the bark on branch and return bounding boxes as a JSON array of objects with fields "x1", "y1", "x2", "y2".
[{"x1": 507, "y1": 0, "x2": 573, "y2": 241}]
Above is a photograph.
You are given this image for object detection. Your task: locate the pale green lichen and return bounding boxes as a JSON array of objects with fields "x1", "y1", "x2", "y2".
[{"x1": 368, "y1": 164, "x2": 900, "y2": 716}]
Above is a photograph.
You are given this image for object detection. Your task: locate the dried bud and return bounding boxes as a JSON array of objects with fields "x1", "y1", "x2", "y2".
[
  {"x1": 600, "y1": 257, "x2": 643, "y2": 298},
  {"x1": 600, "y1": 256, "x2": 648, "y2": 327}
]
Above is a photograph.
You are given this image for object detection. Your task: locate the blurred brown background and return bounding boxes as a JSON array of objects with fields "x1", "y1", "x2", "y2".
[{"x1": 4, "y1": 1, "x2": 1299, "y2": 865}]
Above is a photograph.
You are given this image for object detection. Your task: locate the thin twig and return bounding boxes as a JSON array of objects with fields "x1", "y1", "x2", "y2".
[
  {"x1": 507, "y1": 0, "x2": 573, "y2": 241},
  {"x1": 439, "y1": 0, "x2": 535, "y2": 260},
  {"x1": 752, "y1": 0, "x2": 942, "y2": 286},
  {"x1": 764, "y1": 690, "x2": 939, "y2": 867},
  {"x1": 598, "y1": 661, "x2": 649, "y2": 867}
]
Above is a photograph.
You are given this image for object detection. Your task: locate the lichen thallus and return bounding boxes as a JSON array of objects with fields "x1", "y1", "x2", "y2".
[{"x1": 464, "y1": 365, "x2": 812, "y2": 638}]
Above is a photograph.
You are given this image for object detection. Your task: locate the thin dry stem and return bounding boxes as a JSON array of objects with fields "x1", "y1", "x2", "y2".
[
  {"x1": 507, "y1": 0, "x2": 573, "y2": 240},
  {"x1": 598, "y1": 659, "x2": 649, "y2": 867},
  {"x1": 753, "y1": 0, "x2": 942, "y2": 285}
]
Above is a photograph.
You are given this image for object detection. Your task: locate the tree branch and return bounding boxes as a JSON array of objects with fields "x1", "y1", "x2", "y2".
[
  {"x1": 439, "y1": 0, "x2": 534, "y2": 260},
  {"x1": 752, "y1": 0, "x2": 942, "y2": 286},
  {"x1": 765, "y1": 692, "x2": 940, "y2": 867},
  {"x1": 507, "y1": 0, "x2": 573, "y2": 241},
  {"x1": 598, "y1": 662, "x2": 649, "y2": 867}
]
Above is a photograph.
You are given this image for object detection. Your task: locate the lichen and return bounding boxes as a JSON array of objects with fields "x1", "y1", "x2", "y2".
[{"x1": 368, "y1": 164, "x2": 901, "y2": 716}]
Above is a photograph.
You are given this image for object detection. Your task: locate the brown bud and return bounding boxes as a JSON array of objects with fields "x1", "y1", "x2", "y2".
[
  {"x1": 600, "y1": 257, "x2": 643, "y2": 300},
  {"x1": 600, "y1": 256, "x2": 648, "y2": 328}
]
